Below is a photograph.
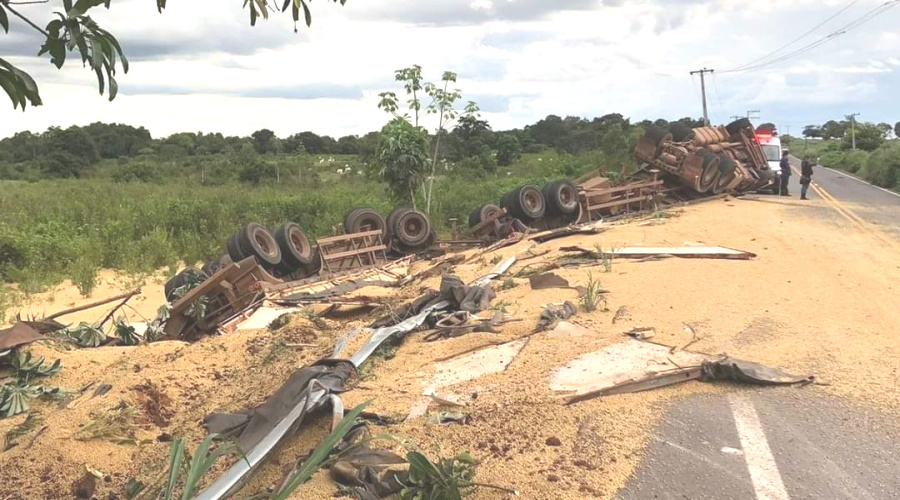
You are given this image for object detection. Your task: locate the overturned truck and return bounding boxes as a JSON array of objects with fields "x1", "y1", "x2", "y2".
[{"x1": 634, "y1": 118, "x2": 777, "y2": 196}]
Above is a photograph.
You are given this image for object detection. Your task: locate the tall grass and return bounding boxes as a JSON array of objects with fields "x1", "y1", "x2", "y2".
[{"x1": 0, "y1": 150, "x2": 623, "y2": 294}]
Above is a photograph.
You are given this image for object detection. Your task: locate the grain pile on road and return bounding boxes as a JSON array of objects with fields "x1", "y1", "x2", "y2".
[{"x1": 3, "y1": 194, "x2": 900, "y2": 500}]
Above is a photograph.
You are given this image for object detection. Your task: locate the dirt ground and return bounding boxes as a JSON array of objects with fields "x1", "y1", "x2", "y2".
[{"x1": 2, "y1": 195, "x2": 900, "y2": 500}]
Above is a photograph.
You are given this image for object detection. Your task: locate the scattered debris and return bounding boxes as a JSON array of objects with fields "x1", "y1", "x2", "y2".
[
  {"x1": 92, "y1": 384, "x2": 113, "y2": 399},
  {"x1": 3, "y1": 413, "x2": 44, "y2": 451},
  {"x1": 561, "y1": 245, "x2": 756, "y2": 260},
  {"x1": 528, "y1": 273, "x2": 570, "y2": 291},
  {"x1": 0, "y1": 323, "x2": 44, "y2": 354},
  {"x1": 624, "y1": 327, "x2": 656, "y2": 340},
  {"x1": 426, "y1": 410, "x2": 470, "y2": 425},
  {"x1": 72, "y1": 469, "x2": 97, "y2": 499},
  {"x1": 535, "y1": 301, "x2": 578, "y2": 332},
  {"x1": 612, "y1": 306, "x2": 631, "y2": 324}
]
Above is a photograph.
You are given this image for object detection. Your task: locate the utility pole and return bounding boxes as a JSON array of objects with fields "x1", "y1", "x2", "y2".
[
  {"x1": 690, "y1": 68, "x2": 714, "y2": 126},
  {"x1": 746, "y1": 109, "x2": 760, "y2": 120},
  {"x1": 846, "y1": 113, "x2": 860, "y2": 150}
]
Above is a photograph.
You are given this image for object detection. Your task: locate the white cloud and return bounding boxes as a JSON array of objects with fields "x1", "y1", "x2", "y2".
[{"x1": 1, "y1": 0, "x2": 898, "y2": 138}]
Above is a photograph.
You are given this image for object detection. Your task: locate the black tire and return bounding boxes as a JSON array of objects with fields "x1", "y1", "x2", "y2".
[
  {"x1": 645, "y1": 126, "x2": 673, "y2": 146},
  {"x1": 394, "y1": 209, "x2": 431, "y2": 248},
  {"x1": 238, "y1": 222, "x2": 282, "y2": 267},
  {"x1": 387, "y1": 208, "x2": 412, "y2": 235},
  {"x1": 543, "y1": 180, "x2": 579, "y2": 215},
  {"x1": 698, "y1": 150, "x2": 721, "y2": 192},
  {"x1": 274, "y1": 223, "x2": 314, "y2": 268},
  {"x1": 164, "y1": 267, "x2": 208, "y2": 302},
  {"x1": 468, "y1": 204, "x2": 501, "y2": 228},
  {"x1": 344, "y1": 208, "x2": 386, "y2": 236},
  {"x1": 725, "y1": 118, "x2": 753, "y2": 136},
  {"x1": 501, "y1": 185, "x2": 546, "y2": 220},
  {"x1": 201, "y1": 259, "x2": 221, "y2": 277},
  {"x1": 718, "y1": 154, "x2": 737, "y2": 175},
  {"x1": 712, "y1": 170, "x2": 737, "y2": 194},
  {"x1": 226, "y1": 233, "x2": 246, "y2": 262},
  {"x1": 670, "y1": 123, "x2": 694, "y2": 142}
]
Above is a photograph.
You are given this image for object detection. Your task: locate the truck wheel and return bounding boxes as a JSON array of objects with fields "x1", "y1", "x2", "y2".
[
  {"x1": 164, "y1": 267, "x2": 208, "y2": 302},
  {"x1": 469, "y1": 204, "x2": 501, "y2": 228},
  {"x1": 718, "y1": 154, "x2": 737, "y2": 175},
  {"x1": 501, "y1": 185, "x2": 545, "y2": 220},
  {"x1": 226, "y1": 233, "x2": 247, "y2": 262},
  {"x1": 344, "y1": 208, "x2": 386, "y2": 236},
  {"x1": 670, "y1": 123, "x2": 694, "y2": 142},
  {"x1": 543, "y1": 180, "x2": 579, "y2": 215},
  {"x1": 238, "y1": 223, "x2": 282, "y2": 267},
  {"x1": 698, "y1": 150, "x2": 721, "y2": 192},
  {"x1": 394, "y1": 209, "x2": 432, "y2": 248},
  {"x1": 725, "y1": 118, "x2": 753, "y2": 136},
  {"x1": 386, "y1": 208, "x2": 411, "y2": 236},
  {"x1": 274, "y1": 222, "x2": 314, "y2": 268}
]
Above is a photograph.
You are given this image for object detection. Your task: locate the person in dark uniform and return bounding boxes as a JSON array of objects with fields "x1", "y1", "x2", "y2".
[
  {"x1": 779, "y1": 150, "x2": 791, "y2": 196},
  {"x1": 800, "y1": 156, "x2": 814, "y2": 200}
]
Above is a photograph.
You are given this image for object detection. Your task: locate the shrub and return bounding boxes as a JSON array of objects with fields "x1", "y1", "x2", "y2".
[{"x1": 860, "y1": 143, "x2": 900, "y2": 189}]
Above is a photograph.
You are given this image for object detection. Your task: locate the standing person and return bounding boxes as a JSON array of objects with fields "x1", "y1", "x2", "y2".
[
  {"x1": 779, "y1": 150, "x2": 791, "y2": 196},
  {"x1": 800, "y1": 156, "x2": 814, "y2": 200}
]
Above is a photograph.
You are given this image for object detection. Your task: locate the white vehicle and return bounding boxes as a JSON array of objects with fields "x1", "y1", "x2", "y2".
[{"x1": 756, "y1": 132, "x2": 782, "y2": 192}]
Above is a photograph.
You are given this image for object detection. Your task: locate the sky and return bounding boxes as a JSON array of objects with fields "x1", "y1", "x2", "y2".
[{"x1": 1, "y1": 0, "x2": 898, "y2": 139}]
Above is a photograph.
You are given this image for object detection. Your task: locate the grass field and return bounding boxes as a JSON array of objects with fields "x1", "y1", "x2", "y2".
[{"x1": 0, "y1": 150, "x2": 619, "y2": 299}]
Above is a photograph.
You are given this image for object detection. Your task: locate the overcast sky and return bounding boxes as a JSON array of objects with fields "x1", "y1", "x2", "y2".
[{"x1": 1, "y1": 0, "x2": 898, "y2": 139}]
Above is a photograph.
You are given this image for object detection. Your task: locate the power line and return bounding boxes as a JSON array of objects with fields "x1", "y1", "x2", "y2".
[
  {"x1": 727, "y1": 0, "x2": 862, "y2": 73},
  {"x1": 721, "y1": 0, "x2": 899, "y2": 74}
]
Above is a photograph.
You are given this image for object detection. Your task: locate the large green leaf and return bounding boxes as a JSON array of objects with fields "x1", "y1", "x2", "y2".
[
  {"x1": 273, "y1": 401, "x2": 371, "y2": 500},
  {"x1": 163, "y1": 439, "x2": 187, "y2": 500},
  {"x1": 0, "y1": 4, "x2": 9, "y2": 34}
]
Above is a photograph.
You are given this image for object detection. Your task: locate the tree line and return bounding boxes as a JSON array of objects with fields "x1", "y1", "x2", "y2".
[
  {"x1": 801, "y1": 119, "x2": 899, "y2": 152},
  {"x1": 0, "y1": 114, "x2": 705, "y2": 182}
]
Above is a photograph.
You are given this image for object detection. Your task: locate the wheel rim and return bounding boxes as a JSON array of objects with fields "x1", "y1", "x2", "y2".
[
  {"x1": 289, "y1": 228, "x2": 310, "y2": 258},
  {"x1": 255, "y1": 232, "x2": 277, "y2": 258},
  {"x1": 559, "y1": 185, "x2": 577, "y2": 211},
  {"x1": 523, "y1": 191, "x2": 541, "y2": 212}
]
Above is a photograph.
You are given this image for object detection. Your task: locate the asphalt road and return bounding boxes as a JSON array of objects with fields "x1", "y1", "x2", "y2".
[
  {"x1": 616, "y1": 165, "x2": 900, "y2": 500},
  {"x1": 786, "y1": 159, "x2": 900, "y2": 239}
]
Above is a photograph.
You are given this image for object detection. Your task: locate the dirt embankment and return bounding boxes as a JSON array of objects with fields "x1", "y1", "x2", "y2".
[{"x1": 3, "y1": 195, "x2": 900, "y2": 500}]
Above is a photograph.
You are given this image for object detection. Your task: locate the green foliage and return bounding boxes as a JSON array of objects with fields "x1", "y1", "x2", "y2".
[
  {"x1": 401, "y1": 451, "x2": 477, "y2": 500},
  {"x1": 0, "y1": 350, "x2": 62, "y2": 418},
  {"x1": 114, "y1": 317, "x2": 141, "y2": 345},
  {"x1": 162, "y1": 433, "x2": 246, "y2": 500},
  {"x1": 842, "y1": 122, "x2": 887, "y2": 152},
  {"x1": 376, "y1": 118, "x2": 430, "y2": 206},
  {"x1": 3, "y1": 412, "x2": 44, "y2": 451},
  {"x1": 271, "y1": 401, "x2": 370, "y2": 500},
  {"x1": 66, "y1": 322, "x2": 107, "y2": 347},
  {"x1": 2, "y1": 0, "x2": 345, "y2": 110},
  {"x1": 495, "y1": 134, "x2": 521, "y2": 167},
  {"x1": 861, "y1": 142, "x2": 900, "y2": 189},
  {"x1": 580, "y1": 272, "x2": 606, "y2": 313},
  {"x1": 75, "y1": 401, "x2": 141, "y2": 444},
  {"x1": 820, "y1": 150, "x2": 868, "y2": 174},
  {"x1": 185, "y1": 295, "x2": 209, "y2": 321}
]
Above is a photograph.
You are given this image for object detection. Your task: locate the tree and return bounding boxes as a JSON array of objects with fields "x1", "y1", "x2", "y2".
[
  {"x1": 0, "y1": 0, "x2": 347, "y2": 110},
  {"x1": 802, "y1": 125, "x2": 822, "y2": 139},
  {"x1": 843, "y1": 122, "x2": 886, "y2": 152},
  {"x1": 822, "y1": 120, "x2": 846, "y2": 140},
  {"x1": 378, "y1": 66, "x2": 476, "y2": 214},
  {"x1": 895, "y1": 121, "x2": 900, "y2": 140},
  {"x1": 282, "y1": 134, "x2": 305, "y2": 154},
  {"x1": 495, "y1": 133, "x2": 521, "y2": 167},
  {"x1": 251, "y1": 129, "x2": 276, "y2": 154},
  {"x1": 755, "y1": 123, "x2": 777, "y2": 135},
  {"x1": 374, "y1": 118, "x2": 428, "y2": 209}
]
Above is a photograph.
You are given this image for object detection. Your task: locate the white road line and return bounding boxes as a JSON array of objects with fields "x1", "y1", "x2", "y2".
[{"x1": 729, "y1": 394, "x2": 791, "y2": 500}]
